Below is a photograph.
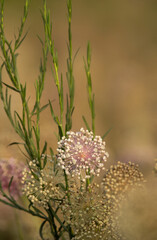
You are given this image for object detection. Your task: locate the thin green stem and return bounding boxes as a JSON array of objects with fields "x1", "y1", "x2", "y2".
[
  {"x1": 0, "y1": 195, "x2": 47, "y2": 220},
  {"x1": 65, "y1": 0, "x2": 74, "y2": 133},
  {"x1": 47, "y1": 208, "x2": 58, "y2": 239},
  {"x1": 43, "y1": 0, "x2": 64, "y2": 139},
  {"x1": 68, "y1": 0, "x2": 73, "y2": 107},
  {"x1": 84, "y1": 42, "x2": 95, "y2": 136}
]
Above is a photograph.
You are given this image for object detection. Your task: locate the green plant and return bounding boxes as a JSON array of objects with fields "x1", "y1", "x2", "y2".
[{"x1": 0, "y1": 1, "x2": 144, "y2": 239}]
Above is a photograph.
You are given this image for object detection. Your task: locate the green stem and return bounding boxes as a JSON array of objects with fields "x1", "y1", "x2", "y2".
[
  {"x1": 65, "y1": 0, "x2": 74, "y2": 133},
  {"x1": 0, "y1": 188, "x2": 47, "y2": 220},
  {"x1": 47, "y1": 209, "x2": 58, "y2": 239},
  {"x1": 84, "y1": 42, "x2": 95, "y2": 136}
]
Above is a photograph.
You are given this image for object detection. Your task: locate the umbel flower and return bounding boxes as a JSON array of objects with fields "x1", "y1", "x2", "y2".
[
  {"x1": 102, "y1": 161, "x2": 144, "y2": 198},
  {"x1": 57, "y1": 128, "x2": 109, "y2": 179},
  {"x1": 22, "y1": 156, "x2": 64, "y2": 209},
  {"x1": 101, "y1": 161, "x2": 145, "y2": 240},
  {"x1": 62, "y1": 183, "x2": 109, "y2": 240},
  {"x1": 62, "y1": 162, "x2": 144, "y2": 240},
  {"x1": 0, "y1": 158, "x2": 23, "y2": 197}
]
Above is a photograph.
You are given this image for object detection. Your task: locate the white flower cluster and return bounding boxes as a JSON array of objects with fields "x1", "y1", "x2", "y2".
[
  {"x1": 57, "y1": 128, "x2": 109, "y2": 180},
  {"x1": 22, "y1": 157, "x2": 64, "y2": 209}
]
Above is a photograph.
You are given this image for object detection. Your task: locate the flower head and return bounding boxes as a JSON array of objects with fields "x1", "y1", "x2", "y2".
[
  {"x1": 57, "y1": 128, "x2": 109, "y2": 179},
  {"x1": 102, "y1": 161, "x2": 144, "y2": 198},
  {"x1": 62, "y1": 183, "x2": 108, "y2": 240},
  {"x1": 101, "y1": 161, "x2": 145, "y2": 239},
  {"x1": 0, "y1": 158, "x2": 24, "y2": 197},
  {"x1": 22, "y1": 156, "x2": 64, "y2": 209},
  {"x1": 62, "y1": 161, "x2": 145, "y2": 240}
]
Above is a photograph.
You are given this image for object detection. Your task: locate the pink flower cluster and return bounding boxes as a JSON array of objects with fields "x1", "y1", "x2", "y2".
[
  {"x1": 0, "y1": 158, "x2": 23, "y2": 198},
  {"x1": 57, "y1": 128, "x2": 109, "y2": 179}
]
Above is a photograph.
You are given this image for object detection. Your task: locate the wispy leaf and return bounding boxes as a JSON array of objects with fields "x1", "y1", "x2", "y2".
[
  {"x1": 8, "y1": 142, "x2": 24, "y2": 147},
  {"x1": 82, "y1": 115, "x2": 90, "y2": 131},
  {"x1": 41, "y1": 141, "x2": 47, "y2": 156},
  {"x1": 102, "y1": 127, "x2": 112, "y2": 140},
  {"x1": 8, "y1": 176, "x2": 13, "y2": 189},
  {"x1": 2, "y1": 81, "x2": 20, "y2": 92}
]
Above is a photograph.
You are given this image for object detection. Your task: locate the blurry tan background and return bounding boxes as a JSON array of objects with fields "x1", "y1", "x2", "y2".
[{"x1": 0, "y1": 0, "x2": 157, "y2": 239}]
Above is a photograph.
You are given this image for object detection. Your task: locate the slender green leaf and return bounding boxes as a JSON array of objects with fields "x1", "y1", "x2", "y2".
[
  {"x1": 43, "y1": 154, "x2": 47, "y2": 169},
  {"x1": 14, "y1": 111, "x2": 26, "y2": 132},
  {"x1": 17, "y1": 144, "x2": 30, "y2": 160},
  {"x1": 0, "y1": 198, "x2": 15, "y2": 208},
  {"x1": 41, "y1": 141, "x2": 47, "y2": 156},
  {"x1": 82, "y1": 115, "x2": 90, "y2": 131},
  {"x1": 15, "y1": 31, "x2": 28, "y2": 50},
  {"x1": 72, "y1": 47, "x2": 80, "y2": 66},
  {"x1": 49, "y1": 100, "x2": 57, "y2": 124},
  {"x1": 2, "y1": 82, "x2": 20, "y2": 92},
  {"x1": 8, "y1": 142, "x2": 24, "y2": 147},
  {"x1": 49, "y1": 147, "x2": 54, "y2": 157},
  {"x1": 102, "y1": 127, "x2": 112, "y2": 140},
  {"x1": 8, "y1": 176, "x2": 13, "y2": 188},
  {"x1": 32, "y1": 103, "x2": 49, "y2": 116}
]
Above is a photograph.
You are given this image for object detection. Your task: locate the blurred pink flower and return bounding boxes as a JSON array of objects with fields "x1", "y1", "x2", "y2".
[{"x1": 0, "y1": 158, "x2": 24, "y2": 198}]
